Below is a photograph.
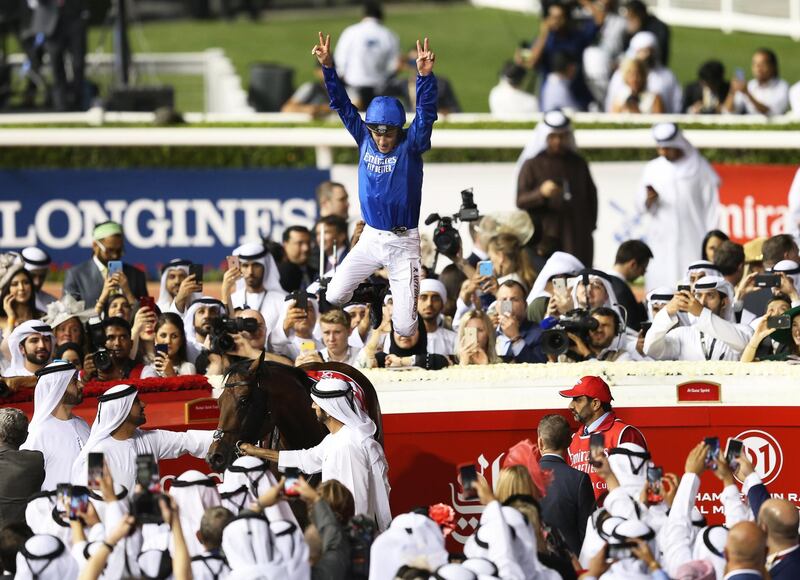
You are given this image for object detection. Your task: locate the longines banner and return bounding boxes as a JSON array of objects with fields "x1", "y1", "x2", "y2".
[{"x1": 0, "y1": 168, "x2": 327, "y2": 274}]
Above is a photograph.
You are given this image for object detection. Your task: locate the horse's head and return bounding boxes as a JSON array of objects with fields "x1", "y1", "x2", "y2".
[{"x1": 207, "y1": 356, "x2": 271, "y2": 472}]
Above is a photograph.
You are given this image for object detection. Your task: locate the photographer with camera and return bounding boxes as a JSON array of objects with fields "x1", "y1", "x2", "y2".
[
  {"x1": 551, "y1": 307, "x2": 642, "y2": 362},
  {"x1": 496, "y1": 280, "x2": 547, "y2": 364},
  {"x1": 82, "y1": 317, "x2": 142, "y2": 382},
  {"x1": 643, "y1": 276, "x2": 754, "y2": 361},
  {"x1": 201, "y1": 309, "x2": 291, "y2": 376}
]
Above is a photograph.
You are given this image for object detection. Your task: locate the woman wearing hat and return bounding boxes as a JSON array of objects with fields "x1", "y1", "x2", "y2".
[
  {"x1": 0, "y1": 254, "x2": 43, "y2": 339},
  {"x1": 741, "y1": 294, "x2": 798, "y2": 361}
]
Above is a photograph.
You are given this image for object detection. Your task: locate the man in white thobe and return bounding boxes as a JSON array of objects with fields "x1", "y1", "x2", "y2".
[
  {"x1": 222, "y1": 242, "x2": 287, "y2": 342},
  {"x1": 71, "y1": 384, "x2": 214, "y2": 493},
  {"x1": 418, "y1": 279, "x2": 456, "y2": 356},
  {"x1": 240, "y1": 375, "x2": 392, "y2": 531},
  {"x1": 637, "y1": 123, "x2": 720, "y2": 291},
  {"x1": 21, "y1": 360, "x2": 90, "y2": 490},
  {"x1": 2, "y1": 320, "x2": 54, "y2": 377},
  {"x1": 644, "y1": 276, "x2": 753, "y2": 361}
]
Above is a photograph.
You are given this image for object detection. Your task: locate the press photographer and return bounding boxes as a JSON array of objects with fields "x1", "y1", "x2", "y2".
[
  {"x1": 82, "y1": 317, "x2": 143, "y2": 381},
  {"x1": 200, "y1": 309, "x2": 291, "y2": 375},
  {"x1": 545, "y1": 307, "x2": 642, "y2": 362}
]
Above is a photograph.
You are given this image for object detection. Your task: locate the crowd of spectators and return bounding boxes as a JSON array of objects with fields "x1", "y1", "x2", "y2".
[{"x1": 0, "y1": 368, "x2": 796, "y2": 579}]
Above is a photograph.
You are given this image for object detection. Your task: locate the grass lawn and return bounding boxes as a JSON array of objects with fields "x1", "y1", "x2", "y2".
[{"x1": 83, "y1": 3, "x2": 800, "y2": 112}]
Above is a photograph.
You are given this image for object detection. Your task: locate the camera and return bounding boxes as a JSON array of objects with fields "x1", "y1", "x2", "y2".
[
  {"x1": 424, "y1": 188, "x2": 481, "y2": 258},
  {"x1": 86, "y1": 317, "x2": 113, "y2": 372},
  {"x1": 541, "y1": 309, "x2": 599, "y2": 356},
  {"x1": 209, "y1": 316, "x2": 261, "y2": 354}
]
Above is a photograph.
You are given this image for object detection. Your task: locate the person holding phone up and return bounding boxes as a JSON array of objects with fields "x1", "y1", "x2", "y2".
[
  {"x1": 141, "y1": 313, "x2": 196, "y2": 378},
  {"x1": 741, "y1": 299, "x2": 800, "y2": 362},
  {"x1": 64, "y1": 221, "x2": 147, "y2": 310},
  {"x1": 495, "y1": 280, "x2": 547, "y2": 364}
]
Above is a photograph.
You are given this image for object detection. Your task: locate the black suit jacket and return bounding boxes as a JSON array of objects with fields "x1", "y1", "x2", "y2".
[
  {"x1": 0, "y1": 447, "x2": 45, "y2": 529},
  {"x1": 63, "y1": 259, "x2": 147, "y2": 308},
  {"x1": 772, "y1": 548, "x2": 800, "y2": 580},
  {"x1": 539, "y1": 454, "x2": 596, "y2": 555},
  {"x1": 609, "y1": 275, "x2": 645, "y2": 331}
]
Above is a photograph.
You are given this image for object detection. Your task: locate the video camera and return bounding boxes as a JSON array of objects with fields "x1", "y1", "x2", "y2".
[
  {"x1": 424, "y1": 188, "x2": 481, "y2": 258},
  {"x1": 209, "y1": 316, "x2": 260, "y2": 354},
  {"x1": 541, "y1": 309, "x2": 599, "y2": 357},
  {"x1": 85, "y1": 317, "x2": 113, "y2": 372}
]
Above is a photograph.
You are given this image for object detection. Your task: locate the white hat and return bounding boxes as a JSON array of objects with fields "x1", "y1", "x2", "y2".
[
  {"x1": 29, "y1": 361, "x2": 77, "y2": 430},
  {"x1": 221, "y1": 512, "x2": 288, "y2": 575},
  {"x1": 15, "y1": 534, "x2": 78, "y2": 580},
  {"x1": 4, "y1": 319, "x2": 53, "y2": 376},
  {"x1": 420, "y1": 278, "x2": 448, "y2": 303},
  {"x1": 21, "y1": 247, "x2": 52, "y2": 272},
  {"x1": 43, "y1": 295, "x2": 94, "y2": 330}
]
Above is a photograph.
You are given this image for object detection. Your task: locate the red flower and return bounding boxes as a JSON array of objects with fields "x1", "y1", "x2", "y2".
[{"x1": 428, "y1": 503, "x2": 456, "y2": 537}]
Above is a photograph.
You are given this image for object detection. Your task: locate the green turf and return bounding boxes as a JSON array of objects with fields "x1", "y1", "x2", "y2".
[{"x1": 81, "y1": 4, "x2": 800, "y2": 112}]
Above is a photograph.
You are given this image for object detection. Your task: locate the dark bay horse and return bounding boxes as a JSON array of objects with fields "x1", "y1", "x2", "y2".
[{"x1": 206, "y1": 357, "x2": 384, "y2": 473}]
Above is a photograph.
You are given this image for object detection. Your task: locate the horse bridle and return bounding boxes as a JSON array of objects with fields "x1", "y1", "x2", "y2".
[{"x1": 214, "y1": 374, "x2": 273, "y2": 459}]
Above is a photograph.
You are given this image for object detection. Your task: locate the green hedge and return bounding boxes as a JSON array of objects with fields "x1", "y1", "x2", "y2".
[{"x1": 0, "y1": 145, "x2": 795, "y2": 168}]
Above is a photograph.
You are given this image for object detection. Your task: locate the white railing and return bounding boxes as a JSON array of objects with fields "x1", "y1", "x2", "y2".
[
  {"x1": 470, "y1": 0, "x2": 800, "y2": 40},
  {"x1": 0, "y1": 126, "x2": 797, "y2": 169}
]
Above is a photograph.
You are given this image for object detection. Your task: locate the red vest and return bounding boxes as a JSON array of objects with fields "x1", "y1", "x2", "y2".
[{"x1": 567, "y1": 412, "x2": 647, "y2": 499}]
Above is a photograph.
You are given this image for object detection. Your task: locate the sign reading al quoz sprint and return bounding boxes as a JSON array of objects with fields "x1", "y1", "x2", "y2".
[{"x1": 0, "y1": 169, "x2": 328, "y2": 274}]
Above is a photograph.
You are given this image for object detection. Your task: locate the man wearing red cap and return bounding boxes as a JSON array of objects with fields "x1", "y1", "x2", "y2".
[{"x1": 559, "y1": 375, "x2": 646, "y2": 498}]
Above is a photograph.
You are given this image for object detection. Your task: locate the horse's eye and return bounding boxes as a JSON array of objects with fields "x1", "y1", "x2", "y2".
[{"x1": 238, "y1": 397, "x2": 249, "y2": 408}]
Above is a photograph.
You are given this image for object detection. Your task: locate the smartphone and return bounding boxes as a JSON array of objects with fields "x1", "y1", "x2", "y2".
[
  {"x1": 767, "y1": 314, "x2": 791, "y2": 330},
  {"x1": 226, "y1": 255, "x2": 240, "y2": 271},
  {"x1": 725, "y1": 438, "x2": 744, "y2": 472},
  {"x1": 677, "y1": 284, "x2": 691, "y2": 292},
  {"x1": 136, "y1": 454, "x2": 162, "y2": 495},
  {"x1": 139, "y1": 295, "x2": 156, "y2": 312},
  {"x1": 294, "y1": 292, "x2": 308, "y2": 312},
  {"x1": 755, "y1": 274, "x2": 781, "y2": 288},
  {"x1": 56, "y1": 483, "x2": 71, "y2": 512},
  {"x1": 500, "y1": 300, "x2": 513, "y2": 316},
  {"x1": 589, "y1": 433, "x2": 604, "y2": 467},
  {"x1": 639, "y1": 321, "x2": 653, "y2": 334},
  {"x1": 646, "y1": 466, "x2": 663, "y2": 504},
  {"x1": 458, "y1": 463, "x2": 478, "y2": 500},
  {"x1": 735, "y1": 67, "x2": 745, "y2": 81},
  {"x1": 300, "y1": 340, "x2": 317, "y2": 354},
  {"x1": 464, "y1": 326, "x2": 478, "y2": 346},
  {"x1": 477, "y1": 260, "x2": 493, "y2": 278},
  {"x1": 283, "y1": 467, "x2": 300, "y2": 497},
  {"x1": 704, "y1": 437, "x2": 720, "y2": 469},
  {"x1": 69, "y1": 486, "x2": 90, "y2": 520},
  {"x1": 107, "y1": 260, "x2": 123, "y2": 277},
  {"x1": 552, "y1": 277, "x2": 568, "y2": 299},
  {"x1": 87, "y1": 452, "x2": 104, "y2": 491},
  {"x1": 608, "y1": 542, "x2": 634, "y2": 561},
  {"x1": 189, "y1": 264, "x2": 204, "y2": 287},
  {"x1": 155, "y1": 343, "x2": 169, "y2": 356}
]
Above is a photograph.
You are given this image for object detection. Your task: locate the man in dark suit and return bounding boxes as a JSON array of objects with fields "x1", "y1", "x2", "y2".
[
  {"x1": 30, "y1": 0, "x2": 88, "y2": 111},
  {"x1": 740, "y1": 449, "x2": 800, "y2": 580},
  {"x1": 608, "y1": 240, "x2": 652, "y2": 332},
  {"x1": 0, "y1": 408, "x2": 45, "y2": 529},
  {"x1": 724, "y1": 521, "x2": 768, "y2": 580},
  {"x1": 279, "y1": 225, "x2": 315, "y2": 293},
  {"x1": 537, "y1": 413, "x2": 595, "y2": 554},
  {"x1": 63, "y1": 221, "x2": 147, "y2": 309}
]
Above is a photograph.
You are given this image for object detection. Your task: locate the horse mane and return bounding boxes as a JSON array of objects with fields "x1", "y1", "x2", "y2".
[{"x1": 255, "y1": 360, "x2": 314, "y2": 393}]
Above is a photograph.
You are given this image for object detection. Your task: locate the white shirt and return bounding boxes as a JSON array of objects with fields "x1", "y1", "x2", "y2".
[
  {"x1": 320, "y1": 346, "x2": 360, "y2": 366},
  {"x1": 540, "y1": 73, "x2": 580, "y2": 112},
  {"x1": 426, "y1": 327, "x2": 456, "y2": 356},
  {"x1": 22, "y1": 415, "x2": 90, "y2": 490},
  {"x1": 71, "y1": 428, "x2": 213, "y2": 493},
  {"x1": 644, "y1": 307, "x2": 753, "y2": 361},
  {"x1": 733, "y1": 77, "x2": 790, "y2": 115},
  {"x1": 606, "y1": 66, "x2": 681, "y2": 113},
  {"x1": 790, "y1": 81, "x2": 800, "y2": 115},
  {"x1": 279, "y1": 425, "x2": 390, "y2": 528},
  {"x1": 2, "y1": 365, "x2": 33, "y2": 377},
  {"x1": 140, "y1": 360, "x2": 197, "y2": 379},
  {"x1": 488, "y1": 79, "x2": 539, "y2": 117},
  {"x1": 334, "y1": 17, "x2": 399, "y2": 89},
  {"x1": 230, "y1": 288, "x2": 285, "y2": 345}
]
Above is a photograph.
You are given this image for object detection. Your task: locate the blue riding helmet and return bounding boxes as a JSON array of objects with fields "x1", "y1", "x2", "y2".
[{"x1": 365, "y1": 97, "x2": 406, "y2": 134}]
